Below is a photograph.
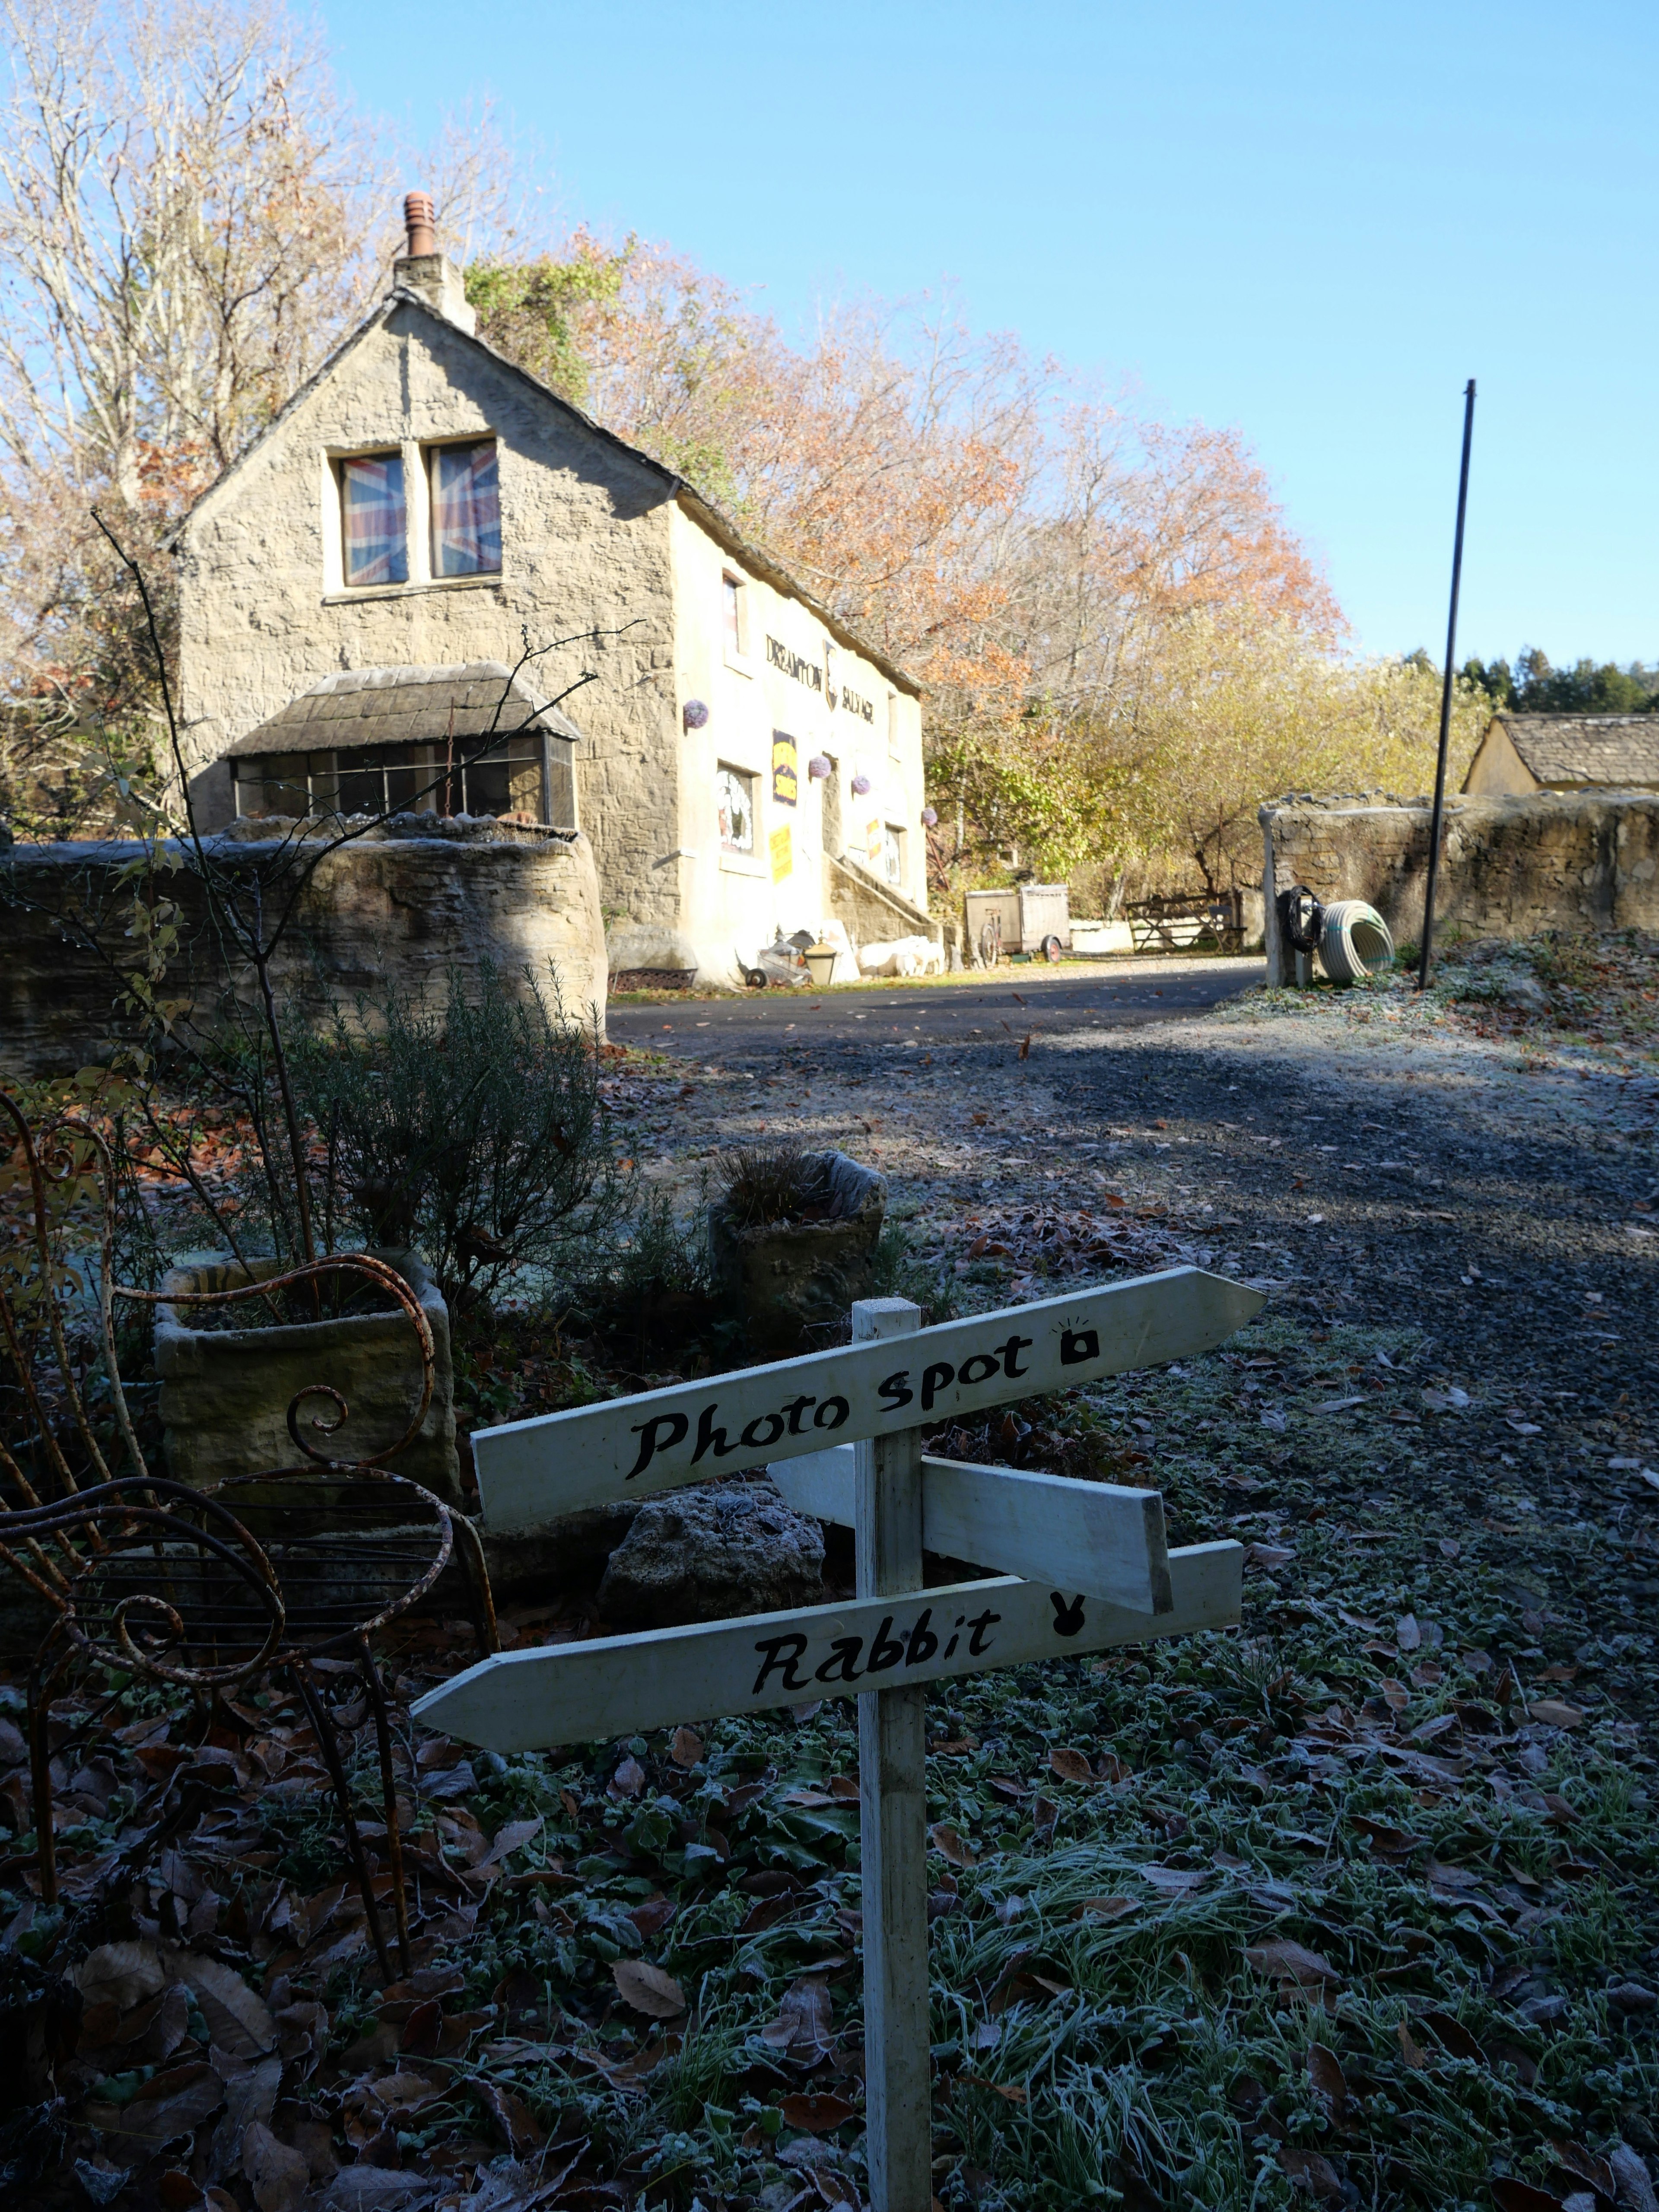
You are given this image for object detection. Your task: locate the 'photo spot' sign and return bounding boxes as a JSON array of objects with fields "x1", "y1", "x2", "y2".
[{"x1": 472, "y1": 1266, "x2": 1264, "y2": 1531}]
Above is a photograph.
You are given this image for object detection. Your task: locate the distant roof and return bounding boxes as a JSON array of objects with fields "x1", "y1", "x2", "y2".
[
  {"x1": 224, "y1": 663, "x2": 583, "y2": 760},
  {"x1": 1495, "y1": 711, "x2": 1659, "y2": 787}
]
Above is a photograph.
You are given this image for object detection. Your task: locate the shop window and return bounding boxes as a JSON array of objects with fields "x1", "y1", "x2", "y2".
[
  {"x1": 431, "y1": 439, "x2": 501, "y2": 577},
  {"x1": 339, "y1": 453, "x2": 407, "y2": 586},
  {"x1": 717, "y1": 764, "x2": 756, "y2": 853},
  {"x1": 232, "y1": 734, "x2": 557, "y2": 824},
  {"x1": 882, "y1": 823, "x2": 906, "y2": 886},
  {"x1": 723, "y1": 573, "x2": 745, "y2": 657}
]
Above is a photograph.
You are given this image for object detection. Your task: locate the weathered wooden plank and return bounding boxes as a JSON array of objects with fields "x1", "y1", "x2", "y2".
[
  {"x1": 771, "y1": 1445, "x2": 1173, "y2": 1615},
  {"x1": 409, "y1": 1541, "x2": 1243, "y2": 1753},
  {"x1": 473, "y1": 1267, "x2": 1265, "y2": 1530},
  {"x1": 852, "y1": 1298, "x2": 932, "y2": 2212}
]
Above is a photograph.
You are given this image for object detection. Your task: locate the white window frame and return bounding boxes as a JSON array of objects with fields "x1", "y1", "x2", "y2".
[
  {"x1": 722, "y1": 571, "x2": 751, "y2": 674},
  {"x1": 716, "y1": 760, "x2": 767, "y2": 877}
]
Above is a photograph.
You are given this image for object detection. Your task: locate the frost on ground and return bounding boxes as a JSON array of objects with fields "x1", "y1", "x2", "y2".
[{"x1": 11, "y1": 938, "x2": 1656, "y2": 2212}]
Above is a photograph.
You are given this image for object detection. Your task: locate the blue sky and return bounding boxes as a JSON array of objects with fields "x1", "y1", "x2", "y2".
[{"x1": 321, "y1": 0, "x2": 1656, "y2": 666}]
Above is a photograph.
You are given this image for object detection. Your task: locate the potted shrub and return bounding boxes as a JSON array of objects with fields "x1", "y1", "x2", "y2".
[{"x1": 708, "y1": 1144, "x2": 887, "y2": 1353}]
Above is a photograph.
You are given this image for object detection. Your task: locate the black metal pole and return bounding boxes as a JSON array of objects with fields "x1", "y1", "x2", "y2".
[{"x1": 1417, "y1": 378, "x2": 1477, "y2": 989}]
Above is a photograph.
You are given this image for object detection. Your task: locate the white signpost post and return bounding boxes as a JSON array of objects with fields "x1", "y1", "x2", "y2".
[{"x1": 414, "y1": 1265, "x2": 1263, "y2": 2212}]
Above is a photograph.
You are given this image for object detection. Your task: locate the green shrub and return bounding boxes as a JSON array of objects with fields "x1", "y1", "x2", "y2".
[{"x1": 292, "y1": 962, "x2": 630, "y2": 1306}]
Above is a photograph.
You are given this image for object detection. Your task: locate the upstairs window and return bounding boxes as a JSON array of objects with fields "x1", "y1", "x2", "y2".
[
  {"x1": 340, "y1": 453, "x2": 407, "y2": 586},
  {"x1": 432, "y1": 439, "x2": 501, "y2": 577},
  {"x1": 723, "y1": 573, "x2": 743, "y2": 655}
]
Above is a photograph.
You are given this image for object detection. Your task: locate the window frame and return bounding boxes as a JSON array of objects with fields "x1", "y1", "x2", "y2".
[
  {"x1": 231, "y1": 730, "x2": 572, "y2": 830},
  {"x1": 336, "y1": 448, "x2": 410, "y2": 589},
  {"x1": 721, "y1": 571, "x2": 751, "y2": 672},
  {"x1": 426, "y1": 435, "x2": 502, "y2": 581},
  {"x1": 881, "y1": 822, "x2": 907, "y2": 888}
]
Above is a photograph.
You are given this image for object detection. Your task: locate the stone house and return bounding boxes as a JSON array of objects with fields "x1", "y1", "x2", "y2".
[
  {"x1": 1463, "y1": 711, "x2": 1659, "y2": 798},
  {"x1": 174, "y1": 197, "x2": 933, "y2": 988}
]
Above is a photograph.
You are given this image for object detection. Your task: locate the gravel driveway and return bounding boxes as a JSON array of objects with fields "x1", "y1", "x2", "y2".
[{"x1": 642, "y1": 960, "x2": 1658, "y2": 1724}]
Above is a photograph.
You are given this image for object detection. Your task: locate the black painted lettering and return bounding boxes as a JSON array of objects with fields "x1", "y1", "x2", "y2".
[
  {"x1": 921, "y1": 1360, "x2": 955, "y2": 1411},
  {"x1": 1061, "y1": 1325, "x2": 1100, "y2": 1367},
  {"x1": 867, "y1": 1615, "x2": 905, "y2": 1672},
  {"x1": 958, "y1": 1351, "x2": 1000, "y2": 1387},
  {"x1": 751, "y1": 1634, "x2": 810, "y2": 1694},
  {"x1": 944, "y1": 1614, "x2": 964, "y2": 1659},
  {"x1": 905, "y1": 1608, "x2": 938, "y2": 1665},
  {"x1": 741, "y1": 1410, "x2": 787, "y2": 1450},
  {"x1": 813, "y1": 1395, "x2": 850, "y2": 1431},
  {"x1": 625, "y1": 1411, "x2": 689, "y2": 1479},
  {"x1": 693, "y1": 1402, "x2": 740, "y2": 1462},
  {"x1": 995, "y1": 1333, "x2": 1034, "y2": 1379},
  {"x1": 966, "y1": 1607, "x2": 1002, "y2": 1656},
  {"x1": 780, "y1": 1394, "x2": 817, "y2": 1434},
  {"x1": 877, "y1": 1370, "x2": 914, "y2": 1411},
  {"x1": 1049, "y1": 1592, "x2": 1086, "y2": 1637},
  {"x1": 814, "y1": 1637, "x2": 865, "y2": 1684}
]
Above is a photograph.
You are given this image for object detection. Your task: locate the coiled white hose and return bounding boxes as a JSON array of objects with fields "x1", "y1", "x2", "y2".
[{"x1": 1319, "y1": 899, "x2": 1395, "y2": 983}]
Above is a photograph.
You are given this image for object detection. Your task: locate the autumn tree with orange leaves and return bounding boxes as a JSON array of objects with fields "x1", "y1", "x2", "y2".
[{"x1": 467, "y1": 235, "x2": 1393, "y2": 895}]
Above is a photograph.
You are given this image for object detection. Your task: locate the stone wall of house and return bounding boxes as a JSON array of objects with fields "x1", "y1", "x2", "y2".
[
  {"x1": 0, "y1": 816, "x2": 607, "y2": 1078},
  {"x1": 175, "y1": 300, "x2": 683, "y2": 942},
  {"x1": 1259, "y1": 791, "x2": 1659, "y2": 982}
]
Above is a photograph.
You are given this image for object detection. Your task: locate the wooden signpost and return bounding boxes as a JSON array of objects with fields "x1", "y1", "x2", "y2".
[{"x1": 415, "y1": 1267, "x2": 1264, "y2": 2212}]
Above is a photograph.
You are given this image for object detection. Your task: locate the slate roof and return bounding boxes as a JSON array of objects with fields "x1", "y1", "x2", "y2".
[
  {"x1": 225, "y1": 663, "x2": 583, "y2": 759},
  {"x1": 1496, "y1": 712, "x2": 1659, "y2": 788},
  {"x1": 177, "y1": 287, "x2": 922, "y2": 700}
]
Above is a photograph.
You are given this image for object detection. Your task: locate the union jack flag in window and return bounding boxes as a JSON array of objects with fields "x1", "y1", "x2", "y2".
[
  {"x1": 433, "y1": 441, "x2": 502, "y2": 577},
  {"x1": 340, "y1": 453, "x2": 407, "y2": 586}
]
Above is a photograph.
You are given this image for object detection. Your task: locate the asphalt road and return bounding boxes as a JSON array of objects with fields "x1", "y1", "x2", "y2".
[{"x1": 607, "y1": 955, "x2": 1265, "y2": 1060}]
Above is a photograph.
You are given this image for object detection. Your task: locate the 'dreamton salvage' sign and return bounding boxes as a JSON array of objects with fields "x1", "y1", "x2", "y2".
[{"x1": 471, "y1": 1268, "x2": 1263, "y2": 1530}]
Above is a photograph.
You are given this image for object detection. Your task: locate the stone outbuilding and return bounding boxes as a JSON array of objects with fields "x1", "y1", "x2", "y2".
[
  {"x1": 1463, "y1": 711, "x2": 1659, "y2": 798},
  {"x1": 173, "y1": 196, "x2": 934, "y2": 988}
]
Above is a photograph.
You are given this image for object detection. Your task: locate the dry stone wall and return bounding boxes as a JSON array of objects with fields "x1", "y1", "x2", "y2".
[
  {"x1": 1260, "y1": 791, "x2": 1659, "y2": 983},
  {"x1": 0, "y1": 815, "x2": 607, "y2": 1077}
]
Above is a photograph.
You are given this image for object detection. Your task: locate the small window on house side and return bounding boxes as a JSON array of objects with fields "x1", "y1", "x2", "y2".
[
  {"x1": 882, "y1": 823, "x2": 905, "y2": 886},
  {"x1": 340, "y1": 453, "x2": 408, "y2": 587},
  {"x1": 723, "y1": 574, "x2": 743, "y2": 655},
  {"x1": 717, "y1": 764, "x2": 756, "y2": 853},
  {"x1": 431, "y1": 440, "x2": 501, "y2": 577}
]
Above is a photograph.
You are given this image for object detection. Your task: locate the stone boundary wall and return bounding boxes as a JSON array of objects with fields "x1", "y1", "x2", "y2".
[
  {"x1": 0, "y1": 815, "x2": 608, "y2": 1078},
  {"x1": 1259, "y1": 791, "x2": 1659, "y2": 985}
]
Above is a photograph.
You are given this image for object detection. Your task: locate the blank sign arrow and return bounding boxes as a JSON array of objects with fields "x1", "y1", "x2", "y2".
[{"x1": 772, "y1": 1446, "x2": 1173, "y2": 1615}]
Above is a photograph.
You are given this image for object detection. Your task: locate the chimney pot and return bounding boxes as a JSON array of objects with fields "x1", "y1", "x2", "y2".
[{"x1": 403, "y1": 191, "x2": 437, "y2": 258}]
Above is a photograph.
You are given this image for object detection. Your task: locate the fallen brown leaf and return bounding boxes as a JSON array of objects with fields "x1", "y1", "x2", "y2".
[
  {"x1": 778, "y1": 2091, "x2": 857, "y2": 2133},
  {"x1": 1276, "y1": 2147, "x2": 1344, "y2": 2200},
  {"x1": 670, "y1": 1726, "x2": 704, "y2": 1768},
  {"x1": 1490, "y1": 2181, "x2": 1567, "y2": 2212},
  {"x1": 1529, "y1": 1700, "x2": 1585, "y2": 1730},
  {"x1": 473, "y1": 2079, "x2": 544, "y2": 2155},
  {"x1": 1244, "y1": 1939, "x2": 1341, "y2": 1988},
  {"x1": 242, "y1": 2120, "x2": 309, "y2": 2212},
  {"x1": 1047, "y1": 1747, "x2": 1092, "y2": 1784},
  {"x1": 1307, "y1": 2043, "x2": 1351, "y2": 2123},
  {"x1": 928, "y1": 1823, "x2": 977, "y2": 1866},
  {"x1": 611, "y1": 1959, "x2": 685, "y2": 2018}
]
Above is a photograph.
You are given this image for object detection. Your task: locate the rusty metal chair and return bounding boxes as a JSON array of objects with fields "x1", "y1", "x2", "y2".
[{"x1": 0, "y1": 1090, "x2": 497, "y2": 1978}]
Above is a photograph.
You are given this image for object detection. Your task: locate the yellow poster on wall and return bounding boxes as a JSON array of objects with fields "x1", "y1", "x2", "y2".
[
  {"x1": 866, "y1": 817, "x2": 883, "y2": 865},
  {"x1": 771, "y1": 731, "x2": 798, "y2": 807},
  {"x1": 769, "y1": 823, "x2": 793, "y2": 881}
]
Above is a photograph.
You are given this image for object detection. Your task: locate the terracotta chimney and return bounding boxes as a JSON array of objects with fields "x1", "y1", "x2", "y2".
[
  {"x1": 403, "y1": 191, "x2": 437, "y2": 258},
  {"x1": 391, "y1": 190, "x2": 476, "y2": 334}
]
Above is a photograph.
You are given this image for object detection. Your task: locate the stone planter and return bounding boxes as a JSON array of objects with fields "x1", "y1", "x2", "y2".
[
  {"x1": 155, "y1": 1248, "x2": 460, "y2": 1500},
  {"x1": 708, "y1": 1150, "x2": 887, "y2": 1353}
]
